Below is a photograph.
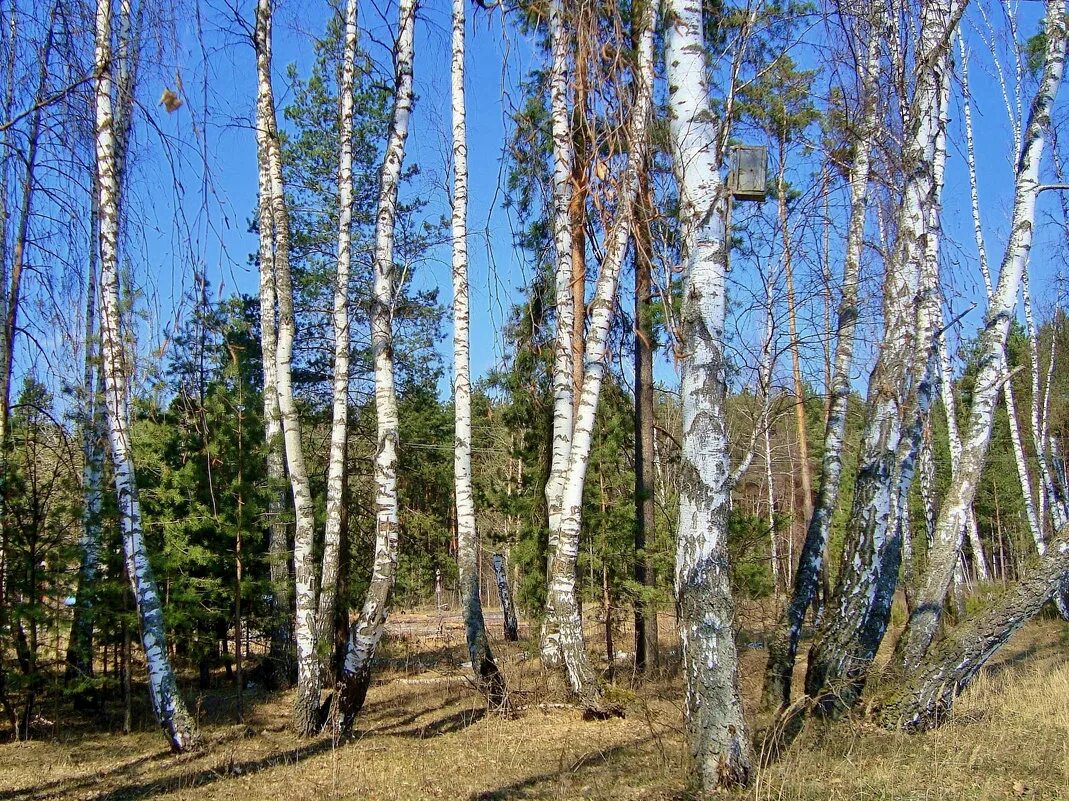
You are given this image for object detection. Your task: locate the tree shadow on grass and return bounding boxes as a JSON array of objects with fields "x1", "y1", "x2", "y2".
[{"x1": 468, "y1": 736, "x2": 655, "y2": 800}]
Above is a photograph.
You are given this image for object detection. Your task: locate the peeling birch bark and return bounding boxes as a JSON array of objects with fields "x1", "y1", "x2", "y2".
[
  {"x1": 878, "y1": 525, "x2": 1069, "y2": 730},
  {"x1": 336, "y1": 0, "x2": 415, "y2": 729},
  {"x1": 492, "y1": 554, "x2": 519, "y2": 642},
  {"x1": 94, "y1": 0, "x2": 197, "y2": 752},
  {"x1": 540, "y1": 0, "x2": 575, "y2": 668},
  {"x1": 896, "y1": 0, "x2": 1066, "y2": 671},
  {"x1": 665, "y1": 0, "x2": 751, "y2": 788}
]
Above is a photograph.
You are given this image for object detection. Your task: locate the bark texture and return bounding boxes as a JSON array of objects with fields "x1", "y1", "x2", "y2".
[
  {"x1": 337, "y1": 0, "x2": 415, "y2": 729},
  {"x1": 665, "y1": 0, "x2": 751, "y2": 788},
  {"x1": 95, "y1": 0, "x2": 197, "y2": 752},
  {"x1": 451, "y1": 0, "x2": 505, "y2": 707},
  {"x1": 547, "y1": 0, "x2": 654, "y2": 714},
  {"x1": 895, "y1": 0, "x2": 1066, "y2": 670},
  {"x1": 761, "y1": 5, "x2": 881, "y2": 711}
]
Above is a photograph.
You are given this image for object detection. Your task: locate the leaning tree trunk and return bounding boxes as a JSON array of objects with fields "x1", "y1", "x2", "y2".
[
  {"x1": 804, "y1": 0, "x2": 964, "y2": 717},
  {"x1": 547, "y1": 0, "x2": 654, "y2": 715},
  {"x1": 665, "y1": 0, "x2": 750, "y2": 789},
  {"x1": 761, "y1": 4, "x2": 881, "y2": 712},
  {"x1": 336, "y1": 0, "x2": 415, "y2": 729},
  {"x1": 877, "y1": 524, "x2": 1069, "y2": 731},
  {"x1": 254, "y1": 0, "x2": 321, "y2": 735},
  {"x1": 94, "y1": 0, "x2": 197, "y2": 753},
  {"x1": 540, "y1": 0, "x2": 575, "y2": 668},
  {"x1": 895, "y1": 0, "x2": 1066, "y2": 671},
  {"x1": 451, "y1": 0, "x2": 505, "y2": 707}
]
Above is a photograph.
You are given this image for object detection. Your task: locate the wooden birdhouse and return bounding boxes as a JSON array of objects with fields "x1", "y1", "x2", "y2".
[{"x1": 728, "y1": 145, "x2": 768, "y2": 202}]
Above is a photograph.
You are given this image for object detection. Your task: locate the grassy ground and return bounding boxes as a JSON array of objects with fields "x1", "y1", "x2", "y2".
[{"x1": 2, "y1": 610, "x2": 1067, "y2": 800}]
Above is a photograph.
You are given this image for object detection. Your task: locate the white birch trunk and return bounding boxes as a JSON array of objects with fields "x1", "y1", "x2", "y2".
[
  {"x1": 94, "y1": 0, "x2": 196, "y2": 752},
  {"x1": 545, "y1": 0, "x2": 654, "y2": 713},
  {"x1": 665, "y1": 0, "x2": 750, "y2": 787},
  {"x1": 806, "y1": 0, "x2": 964, "y2": 715},
  {"x1": 451, "y1": 0, "x2": 504, "y2": 705},
  {"x1": 337, "y1": 0, "x2": 415, "y2": 728},
  {"x1": 761, "y1": 7, "x2": 881, "y2": 711},
  {"x1": 896, "y1": 0, "x2": 1066, "y2": 670},
  {"x1": 540, "y1": 0, "x2": 575, "y2": 667},
  {"x1": 253, "y1": 0, "x2": 320, "y2": 734},
  {"x1": 315, "y1": 0, "x2": 358, "y2": 678}
]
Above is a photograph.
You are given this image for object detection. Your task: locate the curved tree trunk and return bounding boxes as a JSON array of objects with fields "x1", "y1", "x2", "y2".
[
  {"x1": 336, "y1": 0, "x2": 415, "y2": 729},
  {"x1": 547, "y1": 0, "x2": 654, "y2": 715},
  {"x1": 664, "y1": 0, "x2": 750, "y2": 788},
  {"x1": 804, "y1": 0, "x2": 964, "y2": 716},
  {"x1": 878, "y1": 525, "x2": 1069, "y2": 731},
  {"x1": 94, "y1": 0, "x2": 197, "y2": 753},
  {"x1": 254, "y1": 0, "x2": 322, "y2": 735}
]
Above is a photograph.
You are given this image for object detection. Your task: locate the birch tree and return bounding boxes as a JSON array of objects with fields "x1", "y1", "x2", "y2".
[
  {"x1": 664, "y1": 0, "x2": 751, "y2": 787},
  {"x1": 762, "y1": 1, "x2": 882, "y2": 711},
  {"x1": 94, "y1": 0, "x2": 197, "y2": 752},
  {"x1": 542, "y1": 0, "x2": 654, "y2": 713},
  {"x1": 336, "y1": 0, "x2": 415, "y2": 728},
  {"x1": 254, "y1": 0, "x2": 321, "y2": 735},
  {"x1": 895, "y1": 0, "x2": 1067, "y2": 670},
  {"x1": 803, "y1": 0, "x2": 965, "y2": 716},
  {"x1": 451, "y1": 0, "x2": 505, "y2": 706},
  {"x1": 540, "y1": 0, "x2": 575, "y2": 667}
]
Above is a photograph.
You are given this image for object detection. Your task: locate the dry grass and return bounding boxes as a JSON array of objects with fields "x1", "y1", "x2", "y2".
[{"x1": 2, "y1": 612, "x2": 1067, "y2": 800}]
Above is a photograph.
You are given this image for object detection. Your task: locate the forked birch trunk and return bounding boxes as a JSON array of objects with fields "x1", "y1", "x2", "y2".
[
  {"x1": 877, "y1": 524, "x2": 1069, "y2": 731},
  {"x1": 665, "y1": 0, "x2": 750, "y2": 787},
  {"x1": 896, "y1": 0, "x2": 1066, "y2": 670},
  {"x1": 315, "y1": 0, "x2": 358, "y2": 680},
  {"x1": 540, "y1": 0, "x2": 575, "y2": 668},
  {"x1": 451, "y1": 0, "x2": 504, "y2": 706},
  {"x1": 547, "y1": 0, "x2": 654, "y2": 714},
  {"x1": 253, "y1": 0, "x2": 320, "y2": 734},
  {"x1": 94, "y1": 0, "x2": 197, "y2": 752},
  {"x1": 761, "y1": 5, "x2": 881, "y2": 711},
  {"x1": 336, "y1": 0, "x2": 415, "y2": 729},
  {"x1": 804, "y1": 0, "x2": 964, "y2": 715}
]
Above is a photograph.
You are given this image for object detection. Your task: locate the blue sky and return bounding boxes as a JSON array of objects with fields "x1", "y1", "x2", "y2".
[{"x1": 40, "y1": 0, "x2": 1069, "y2": 409}]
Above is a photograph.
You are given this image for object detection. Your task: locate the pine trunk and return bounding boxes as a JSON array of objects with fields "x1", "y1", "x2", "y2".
[{"x1": 547, "y1": 0, "x2": 654, "y2": 714}]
